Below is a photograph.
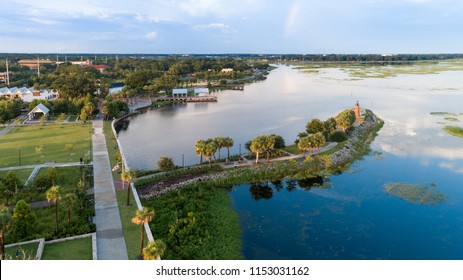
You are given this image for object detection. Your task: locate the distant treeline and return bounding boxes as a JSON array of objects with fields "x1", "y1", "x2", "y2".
[{"x1": 1, "y1": 53, "x2": 462, "y2": 62}]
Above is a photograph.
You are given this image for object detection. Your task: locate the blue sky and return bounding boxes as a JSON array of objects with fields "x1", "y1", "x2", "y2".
[{"x1": 2, "y1": 0, "x2": 462, "y2": 54}]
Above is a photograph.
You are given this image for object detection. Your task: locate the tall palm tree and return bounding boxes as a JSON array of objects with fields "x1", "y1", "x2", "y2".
[
  {"x1": 264, "y1": 135, "x2": 276, "y2": 163},
  {"x1": 250, "y1": 135, "x2": 266, "y2": 164},
  {"x1": 214, "y1": 136, "x2": 225, "y2": 161},
  {"x1": 203, "y1": 141, "x2": 217, "y2": 166},
  {"x1": 297, "y1": 136, "x2": 313, "y2": 157},
  {"x1": 61, "y1": 193, "x2": 77, "y2": 232},
  {"x1": 0, "y1": 206, "x2": 12, "y2": 260},
  {"x1": 313, "y1": 132, "x2": 326, "y2": 155},
  {"x1": 143, "y1": 239, "x2": 166, "y2": 260},
  {"x1": 223, "y1": 137, "x2": 234, "y2": 160},
  {"x1": 121, "y1": 168, "x2": 136, "y2": 207},
  {"x1": 132, "y1": 207, "x2": 155, "y2": 258},
  {"x1": 194, "y1": 139, "x2": 206, "y2": 169},
  {"x1": 46, "y1": 185, "x2": 62, "y2": 233}
]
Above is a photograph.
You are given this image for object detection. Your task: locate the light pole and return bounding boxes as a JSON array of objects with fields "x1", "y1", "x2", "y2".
[
  {"x1": 182, "y1": 154, "x2": 184, "y2": 168},
  {"x1": 239, "y1": 144, "x2": 241, "y2": 156},
  {"x1": 18, "y1": 148, "x2": 21, "y2": 166}
]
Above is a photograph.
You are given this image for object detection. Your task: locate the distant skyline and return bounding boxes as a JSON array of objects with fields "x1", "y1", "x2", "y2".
[{"x1": 2, "y1": 0, "x2": 463, "y2": 54}]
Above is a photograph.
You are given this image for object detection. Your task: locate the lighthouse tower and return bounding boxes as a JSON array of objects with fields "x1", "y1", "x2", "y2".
[{"x1": 355, "y1": 101, "x2": 360, "y2": 118}]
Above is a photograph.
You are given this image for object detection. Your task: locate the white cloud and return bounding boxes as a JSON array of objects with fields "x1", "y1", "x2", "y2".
[
  {"x1": 145, "y1": 31, "x2": 158, "y2": 41},
  {"x1": 193, "y1": 23, "x2": 235, "y2": 34}
]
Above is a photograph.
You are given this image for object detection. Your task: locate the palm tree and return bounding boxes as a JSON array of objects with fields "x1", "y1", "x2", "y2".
[
  {"x1": 203, "y1": 141, "x2": 217, "y2": 166},
  {"x1": 250, "y1": 135, "x2": 266, "y2": 164},
  {"x1": 61, "y1": 193, "x2": 77, "y2": 232},
  {"x1": 313, "y1": 132, "x2": 326, "y2": 155},
  {"x1": 132, "y1": 207, "x2": 155, "y2": 258},
  {"x1": 194, "y1": 139, "x2": 206, "y2": 169},
  {"x1": 143, "y1": 239, "x2": 166, "y2": 260},
  {"x1": 297, "y1": 136, "x2": 312, "y2": 157},
  {"x1": 0, "y1": 206, "x2": 12, "y2": 260},
  {"x1": 264, "y1": 135, "x2": 276, "y2": 163},
  {"x1": 46, "y1": 185, "x2": 62, "y2": 233},
  {"x1": 214, "y1": 136, "x2": 225, "y2": 161},
  {"x1": 223, "y1": 137, "x2": 234, "y2": 160},
  {"x1": 121, "y1": 168, "x2": 136, "y2": 207}
]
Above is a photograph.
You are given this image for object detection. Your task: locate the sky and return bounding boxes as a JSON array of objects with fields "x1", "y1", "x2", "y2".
[{"x1": 1, "y1": 0, "x2": 463, "y2": 54}]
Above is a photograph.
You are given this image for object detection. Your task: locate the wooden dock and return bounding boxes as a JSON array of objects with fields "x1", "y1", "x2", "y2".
[{"x1": 153, "y1": 96, "x2": 218, "y2": 103}]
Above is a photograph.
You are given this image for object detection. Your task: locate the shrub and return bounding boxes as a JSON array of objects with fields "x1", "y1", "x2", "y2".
[
  {"x1": 157, "y1": 156, "x2": 175, "y2": 172},
  {"x1": 329, "y1": 131, "x2": 348, "y2": 142}
]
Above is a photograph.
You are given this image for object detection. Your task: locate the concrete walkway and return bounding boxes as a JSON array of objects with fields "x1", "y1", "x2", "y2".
[
  {"x1": 92, "y1": 117, "x2": 128, "y2": 260},
  {"x1": 0, "y1": 161, "x2": 91, "y2": 172},
  {"x1": 0, "y1": 123, "x2": 14, "y2": 136}
]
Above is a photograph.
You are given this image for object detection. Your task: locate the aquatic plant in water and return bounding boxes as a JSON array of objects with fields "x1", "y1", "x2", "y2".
[{"x1": 384, "y1": 183, "x2": 447, "y2": 205}]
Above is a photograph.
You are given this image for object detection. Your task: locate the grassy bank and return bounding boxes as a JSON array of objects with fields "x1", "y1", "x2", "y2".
[
  {"x1": 5, "y1": 242, "x2": 39, "y2": 260},
  {"x1": 143, "y1": 183, "x2": 242, "y2": 260},
  {"x1": 443, "y1": 126, "x2": 463, "y2": 138},
  {"x1": 0, "y1": 123, "x2": 92, "y2": 167}
]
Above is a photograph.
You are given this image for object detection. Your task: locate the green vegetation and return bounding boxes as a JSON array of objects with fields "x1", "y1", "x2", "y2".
[
  {"x1": 41, "y1": 237, "x2": 92, "y2": 260},
  {"x1": 115, "y1": 189, "x2": 146, "y2": 260},
  {"x1": 283, "y1": 144, "x2": 303, "y2": 155},
  {"x1": 384, "y1": 183, "x2": 447, "y2": 205},
  {"x1": 430, "y1": 112, "x2": 458, "y2": 116},
  {"x1": 144, "y1": 183, "x2": 242, "y2": 260},
  {"x1": 34, "y1": 166, "x2": 84, "y2": 196},
  {"x1": 103, "y1": 121, "x2": 121, "y2": 180},
  {"x1": 0, "y1": 99, "x2": 22, "y2": 124},
  {"x1": 444, "y1": 117, "x2": 460, "y2": 122},
  {"x1": 443, "y1": 126, "x2": 463, "y2": 138},
  {"x1": 157, "y1": 156, "x2": 175, "y2": 172},
  {"x1": 5, "y1": 242, "x2": 39, "y2": 260},
  {"x1": 0, "y1": 169, "x2": 33, "y2": 185},
  {"x1": 0, "y1": 123, "x2": 92, "y2": 167}
]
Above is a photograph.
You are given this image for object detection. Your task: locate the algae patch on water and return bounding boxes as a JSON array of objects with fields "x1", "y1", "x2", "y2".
[{"x1": 384, "y1": 182, "x2": 447, "y2": 205}]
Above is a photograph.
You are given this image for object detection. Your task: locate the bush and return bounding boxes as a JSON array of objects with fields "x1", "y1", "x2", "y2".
[
  {"x1": 329, "y1": 131, "x2": 348, "y2": 142},
  {"x1": 157, "y1": 156, "x2": 175, "y2": 172}
]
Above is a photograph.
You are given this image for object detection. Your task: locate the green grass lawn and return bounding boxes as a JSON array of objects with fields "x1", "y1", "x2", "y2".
[
  {"x1": 41, "y1": 237, "x2": 92, "y2": 260},
  {"x1": 0, "y1": 123, "x2": 92, "y2": 167},
  {"x1": 103, "y1": 121, "x2": 122, "y2": 180},
  {"x1": 0, "y1": 168, "x2": 33, "y2": 184},
  {"x1": 283, "y1": 144, "x2": 303, "y2": 155},
  {"x1": 116, "y1": 189, "x2": 147, "y2": 260},
  {"x1": 36, "y1": 166, "x2": 83, "y2": 194},
  {"x1": 5, "y1": 242, "x2": 39, "y2": 260}
]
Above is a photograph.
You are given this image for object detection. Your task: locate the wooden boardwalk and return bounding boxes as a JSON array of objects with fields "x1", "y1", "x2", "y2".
[{"x1": 154, "y1": 96, "x2": 217, "y2": 103}]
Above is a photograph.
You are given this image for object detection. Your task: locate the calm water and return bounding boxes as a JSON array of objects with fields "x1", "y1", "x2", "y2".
[{"x1": 117, "y1": 64, "x2": 463, "y2": 259}]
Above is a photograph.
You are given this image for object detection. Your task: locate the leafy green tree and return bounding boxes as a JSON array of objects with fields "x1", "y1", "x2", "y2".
[
  {"x1": 143, "y1": 239, "x2": 166, "y2": 260},
  {"x1": 0, "y1": 181, "x2": 14, "y2": 205},
  {"x1": 313, "y1": 132, "x2": 326, "y2": 155},
  {"x1": 48, "y1": 167, "x2": 59, "y2": 185},
  {"x1": 324, "y1": 117, "x2": 337, "y2": 134},
  {"x1": 4, "y1": 171, "x2": 21, "y2": 195},
  {"x1": 56, "y1": 113, "x2": 67, "y2": 122},
  {"x1": 79, "y1": 102, "x2": 95, "y2": 122},
  {"x1": 223, "y1": 137, "x2": 234, "y2": 160},
  {"x1": 271, "y1": 134, "x2": 286, "y2": 149},
  {"x1": 51, "y1": 65, "x2": 98, "y2": 99},
  {"x1": 46, "y1": 185, "x2": 62, "y2": 233},
  {"x1": 0, "y1": 206, "x2": 12, "y2": 260},
  {"x1": 194, "y1": 140, "x2": 206, "y2": 169},
  {"x1": 336, "y1": 110, "x2": 356, "y2": 132},
  {"x1": 298, "y1": 135, "x2": 315, "y2": 157},
  {"x1": 157, "y1": 156, "x2": 175, "y2": 172},
  {"x1": 306, "y1": 119, "x2": 325, "y2": 134},
  {"x1": 61, "y1": 193, "x2": 77, "y2": 232},
  {"x1": 132, "y1": 207, "x2": 155, "y2": 259},
  {"x1": 121, "y1": 168, "x2": 136, "y2": 206},
  {"x1": 12, "y1": 200, "x2": 38, "y2": 240}
]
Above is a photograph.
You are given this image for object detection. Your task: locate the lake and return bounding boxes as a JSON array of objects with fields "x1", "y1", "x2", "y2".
[{"x1": 117, "y1": 63, "x2": 463, "y2": 259}]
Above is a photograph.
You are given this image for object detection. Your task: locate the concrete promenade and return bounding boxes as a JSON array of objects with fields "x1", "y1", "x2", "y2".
[{"x1": 92, "y1": 117, "x2": 128, "y2": 260}]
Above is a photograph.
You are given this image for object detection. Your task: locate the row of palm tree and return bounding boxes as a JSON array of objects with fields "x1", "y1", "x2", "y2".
[
  {"x1": 194, "y1": 136, "x2": 234, "y2": 168},
  {"x1": 249, "y1": 134, "x2": 276, "y2": 164},
  {"x1": 45, "y1": 185, "x2": 79, "y2": 234},
  {"x1": 132, "y1": 206, "x2": 165, "y2": 260}
]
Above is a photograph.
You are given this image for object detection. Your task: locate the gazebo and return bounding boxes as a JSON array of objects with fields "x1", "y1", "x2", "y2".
[{"x1": 28, "y1": 103, "x2": 50, "y2": 120}]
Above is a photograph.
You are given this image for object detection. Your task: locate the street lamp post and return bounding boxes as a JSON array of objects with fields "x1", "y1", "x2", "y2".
[
  {"x1": 182, "y1": 154, "x2": 185, "y2": 168},
  {"x1": 18, "y1": 148, "x2": 21, "y2": 166},
  {"x1": 239, "y1": 144, "x2": 241, "y2": 156}
]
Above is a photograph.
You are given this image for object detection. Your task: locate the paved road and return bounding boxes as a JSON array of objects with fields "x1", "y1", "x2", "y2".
[{"x1": 92, "y1": 117, "x2": 128, "y2": 260}]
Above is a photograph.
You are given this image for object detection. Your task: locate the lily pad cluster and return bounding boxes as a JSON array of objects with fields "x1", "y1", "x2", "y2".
[{"x1": 384, "y1": 182, "x2": 447, "y2": 205}]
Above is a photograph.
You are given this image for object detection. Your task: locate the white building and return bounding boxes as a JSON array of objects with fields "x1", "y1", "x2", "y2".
[
  {"x1": 172, "y1": 88, "x2": 188, "y2": 97},
  {"x1": 28, "y1": 103, "x2": 50, "y2": 120},
  {"x1": 0, "y1": 87, "x2": 58, "y2": 102},
  {"x1": 194, "y1": 87, "x2": 209, "y2": 96}
]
